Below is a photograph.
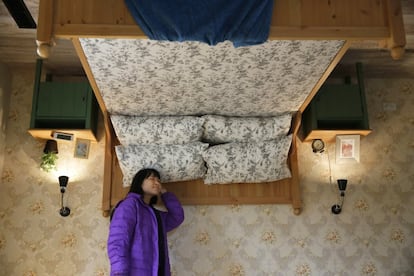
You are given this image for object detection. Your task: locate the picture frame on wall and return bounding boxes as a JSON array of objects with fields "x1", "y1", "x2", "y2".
[
  {"x1": 74, "y1": 138, "x2": 91, "y2": 159},
  {"x1": 336, "y1": 135, "x2": 360, "y2": 163}
]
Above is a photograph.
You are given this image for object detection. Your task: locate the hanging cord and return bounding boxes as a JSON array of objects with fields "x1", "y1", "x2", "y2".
[
  {"x1": 325, "y1": 145, "x2": 342, "y2": 204},
  {"x1": 325, "y1": 145, "x2": 333, "y2": 187}
]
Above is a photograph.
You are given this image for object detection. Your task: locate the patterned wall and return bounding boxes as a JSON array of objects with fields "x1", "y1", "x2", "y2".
[
  {"x1": 79, "y1": 39, "x2": 344, "y2": 117},
  {"x1": 0, "y1": 63, "x2": 11, "y2": 175},
  {"x1": 0, "y1": 69, "x2": 413, "y2": 275}
]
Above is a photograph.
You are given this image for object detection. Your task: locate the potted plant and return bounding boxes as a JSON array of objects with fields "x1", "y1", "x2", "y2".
[{"x1": 40, "y1": 139, "x2": 58, "y2": 172}]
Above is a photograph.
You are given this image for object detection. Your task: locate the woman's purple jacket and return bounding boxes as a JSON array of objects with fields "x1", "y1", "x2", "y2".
[{"x1": 107, "y1": 192, "x2": 184, "y2": 276}]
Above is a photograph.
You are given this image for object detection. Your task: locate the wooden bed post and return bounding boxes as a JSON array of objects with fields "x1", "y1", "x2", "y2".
[
  {"x1": 36, "y1": 0, "x2": 54, "y2": 59},
  {"x1": 290, "y1": 111, "x2": 302, "y2": 215},
  {"x1": 72, "y1": 38, "x2": 114, "y2": 217},
  {"x1": 383, "y1": 0, "x2": 406, "y2": 60},
  {"x1": 101, "y1": 117, "x2": 115, "y2": 217}
]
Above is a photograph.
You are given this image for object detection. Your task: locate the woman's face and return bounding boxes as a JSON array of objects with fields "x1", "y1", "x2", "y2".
[{"x1": 142, "y1": 174, "x2": 161, "y2": 196}]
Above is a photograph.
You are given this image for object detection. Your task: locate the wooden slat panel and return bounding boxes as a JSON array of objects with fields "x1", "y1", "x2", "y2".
[
  {"x1": 51, "y1": 0, "x2": 388, "y2": 27},
  {"x1": 299, "y1": 0, "x2": 385, "y2": 26},
  {"x1": 268, "y1": 27, "x2": 389, "y2": 40},
  {"x1": 47, "y1": 0, "x2": 394, "y2": 40}
]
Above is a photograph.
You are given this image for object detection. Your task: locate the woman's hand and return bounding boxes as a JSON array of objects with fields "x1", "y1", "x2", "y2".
[
  {"x1": 159, "y1": 185, "x2": 167, "y2": 194},
  {"x1": 155, "y1": 181, "x2": 167, "y2": 194}
]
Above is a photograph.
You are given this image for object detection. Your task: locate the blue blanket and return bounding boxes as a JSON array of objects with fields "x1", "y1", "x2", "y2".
[{"x1": 124, "y1": 0, "x2": 274, "y2": 47}]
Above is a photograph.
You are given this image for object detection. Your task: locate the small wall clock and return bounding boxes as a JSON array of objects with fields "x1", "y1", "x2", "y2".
[{"x1": 311, "y1": 139, "x2": 325, "y2": 153}]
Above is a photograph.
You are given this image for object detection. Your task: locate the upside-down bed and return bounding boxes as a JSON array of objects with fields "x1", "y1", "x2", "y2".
[
  {"x1": 78, "y1": 38, "x2": 347, "y2": 216},
  {"x1": 35, "y1": 0, "x2": 406, "y2": 216}
]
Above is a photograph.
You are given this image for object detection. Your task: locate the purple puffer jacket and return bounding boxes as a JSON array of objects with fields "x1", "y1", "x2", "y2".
[{"x1": 107, "y1": 192, "x2": 184, "y2": 276}]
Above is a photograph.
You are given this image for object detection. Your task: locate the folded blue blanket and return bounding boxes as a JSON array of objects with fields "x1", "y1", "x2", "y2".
[{"x1": 124, "y1": 0, "x2": 274, "y2": 47}]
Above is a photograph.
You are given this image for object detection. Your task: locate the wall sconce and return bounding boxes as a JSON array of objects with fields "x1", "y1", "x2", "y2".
[
  {"x1": 58, "y1": 176, "x2": 70, "y2": 217},
  {"x1": 331, "y1": 179, "x2": 347, "y2": 215}
]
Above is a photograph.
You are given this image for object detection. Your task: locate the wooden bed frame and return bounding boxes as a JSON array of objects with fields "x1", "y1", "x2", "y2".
[{"x1": 35, "y1": 0, "x2": 405, "y2": 216}]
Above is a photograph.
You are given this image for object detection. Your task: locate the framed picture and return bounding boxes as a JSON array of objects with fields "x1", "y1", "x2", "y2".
[
  {"x1": 336, "y1": 135, "x2": 360, "y2": 163},
  {"x1": 74, "y1": 138, "x2": 91, "y2": 159}
]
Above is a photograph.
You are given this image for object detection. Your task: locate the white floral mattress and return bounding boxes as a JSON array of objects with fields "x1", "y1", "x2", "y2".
[{"x1": 80, "y1": 39, "x2": 344, "y2": 116}]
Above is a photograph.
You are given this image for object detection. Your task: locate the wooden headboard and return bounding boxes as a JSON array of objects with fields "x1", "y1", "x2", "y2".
[{"x1": 34, "y1": 0, "x2": 405, "y2": 216}]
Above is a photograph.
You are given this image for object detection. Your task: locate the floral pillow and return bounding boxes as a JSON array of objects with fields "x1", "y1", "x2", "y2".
[
  {"x1": 202, "y1": 135, "x2": 292, "y2": 184},
  {"x1": 115, "y1": 142, "x2": 209, "y2": 187},
  {"x1": 201, "y1": 114, "x2": 292, "y2": 144},
  {"x1": 111, "y1": 115, "x2": 205, "y2": 145}
]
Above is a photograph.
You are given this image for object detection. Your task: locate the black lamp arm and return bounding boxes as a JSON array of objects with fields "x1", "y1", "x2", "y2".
[
  {"x1": 58, "y1": 176, "x2": 70, "y2": 217},
  {"x1": 331, "y1": 179, "x2": 347, "y2": 215}
]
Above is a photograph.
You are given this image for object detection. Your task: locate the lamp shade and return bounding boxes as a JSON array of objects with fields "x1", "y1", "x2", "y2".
[
  {"x1": 337, "y1": 179, "x2": 347, "y2": 191},
  {"x1": 59, "y1": 176, "x2": 69, "y2": 188}
]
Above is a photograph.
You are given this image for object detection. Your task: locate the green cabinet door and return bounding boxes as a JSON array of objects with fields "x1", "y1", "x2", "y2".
[
  {"x1": 36, "y1": 82, "x2": 90, "y2": 118},
  {"x1": 315, "y1": 84, "x2": 364, "y2": 121}
]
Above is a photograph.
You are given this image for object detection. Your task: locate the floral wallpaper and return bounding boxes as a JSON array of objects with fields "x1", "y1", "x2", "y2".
[
  {"x1": 0, "y1": 68, "x2": 109, "y2": 276},
  {"x1": 0, "y1": 63, "x2": 11, "y2": 173},
  {"x1": 79, "y1": 39, "x2": 345, "y2": 117},
  {"x1": 0, "y1": 67, "x2": 413, "y2": 275}
]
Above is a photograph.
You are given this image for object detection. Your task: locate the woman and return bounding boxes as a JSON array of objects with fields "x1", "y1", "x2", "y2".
[{"x1": 107, "y1": 168, "x2": 185, "y2": 276}]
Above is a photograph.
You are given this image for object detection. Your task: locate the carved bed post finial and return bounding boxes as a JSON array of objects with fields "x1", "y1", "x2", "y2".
[
  {"x1": 36, "y1": 41, "x2": 51, "y2": 59},
  {"x1": 390, "y1": 46, "x2": 405, "y2": 60}
]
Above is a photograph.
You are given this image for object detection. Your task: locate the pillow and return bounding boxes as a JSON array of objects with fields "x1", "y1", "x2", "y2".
[
  {"x1": 202, "y1": 135, "x2": 292, "y2": 184},
  {"x1": 115, "y1": 142, "x2": 209, "y2": 187},
  {"x1": 111, "y1": 115, "x2": 205, "y2": 145},
  {"x1": 201, "y1": 114, "x2": 292, "y2": 144}
]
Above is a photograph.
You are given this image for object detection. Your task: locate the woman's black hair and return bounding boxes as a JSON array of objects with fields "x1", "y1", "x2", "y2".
[{"x1": 129, "y1": 168, "x2": 161, "y2": 204}]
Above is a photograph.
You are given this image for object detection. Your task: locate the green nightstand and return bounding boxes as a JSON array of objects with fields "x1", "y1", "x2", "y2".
[
  {"x1": 301, "y1": 63, "x2": 371, "y2": 142},
  {"x1": 29, "y1": 59, "x2": 99, "y2": 141}
]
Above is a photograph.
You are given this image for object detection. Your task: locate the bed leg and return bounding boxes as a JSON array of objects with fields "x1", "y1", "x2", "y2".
[{"x1": 290, "y1": 117, "x2": 303, "y2": 215}]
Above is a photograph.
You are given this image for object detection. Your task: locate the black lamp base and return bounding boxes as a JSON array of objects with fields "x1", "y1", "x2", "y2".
[
  {"x1": 59, "y1": 207, "x2": 71, "y2": 217},
  {"x1": 331, "y1": 204, "x2": 342, "y2": 215}
]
